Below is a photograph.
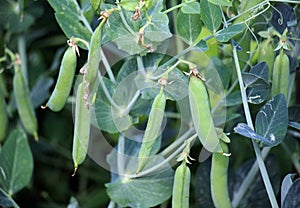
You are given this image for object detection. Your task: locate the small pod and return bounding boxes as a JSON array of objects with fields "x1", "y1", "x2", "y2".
[
  {"x1": 211, "y1": 140, "x2": 232, "y2": 208},
  {"x1": 13, "y1": 65, "x2": 38, "y2": 140},
  {"x1": 0, "y1": 93, "x2": 8, "y2": 142},
  {"x1": 172, "y1": 162, "x2": 191, "y2": 208},
  {"x1": 188, "y1": 73, "x2": 222, "y2": 153},
  {"x1": 136, "y1": 87, "x2": 166, "y2": 174},
  {"x1": 258, "y1": 38, "x2": 275, "y2": 76},
  {"x1": 86, "y1": 22, "x2": 103, "y2": 86},
  {"x1": 271, "y1": 49, "x2": 289, "y2": 99},
  {"x1": 72, "y1": 82, "x2": 91, "y2": 175},
  {"x1": 43, "y1": 47, "x2": 77, "y2": 112}
]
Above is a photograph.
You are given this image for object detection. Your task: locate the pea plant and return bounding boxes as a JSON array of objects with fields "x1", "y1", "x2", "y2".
[{"x1": 0, "y1": 0, "x2": 300, "y2": 207}]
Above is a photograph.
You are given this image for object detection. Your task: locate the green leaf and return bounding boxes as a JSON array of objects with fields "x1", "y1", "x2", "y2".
[
  {"x1": 0, "y1": 188, "x2": 17, "y2": 207},
  {"x1": 242, "y1": 62, "x2": 270, "y2": 104},
  {"x1": 181, "y1": 2, "x2": 200, "y2": 14},
  {"x1": 106, "y1": 147, "x2": 174, "y2": 208},
  {"x1": 0, "y1": 128, "x2": 33, "y2": 195},
  {"x1": 144, "y1": 12, "x2": 172, "y2": 42},
  {"x1": 282, "y1": 178, "x2": 300, "y2": 208},
  {"x1": 215, "y1": 24, "x2": 245, "y2": 42},
  {"x1": 281, "y1": 173, "x2": 296, "y2": 206},
  {"x1": 94, "y1": 77, "x2": 132, "y2": 134},
  {"x1": 119, "y1": 0, "x2": 139, "y2": 11},
  {"x1": 48, "y1": 0, "x2": 92, "y2": 44},
  {"x1": 200, "y1": 0, "x2": 222, "y2": 33},
  {"x1": 176, "y1": 9, "x2": 202, "y2": 45},
  {"x1": 208, "y1": 0, "x2": 232, "y2": 6},
  {"x1": 208, "y1": 57, "x2": 231, "y2": 89},
  {"x1": 234, "y1": 123, "x2": 273, "y2": 145},
  {"x1": 30, "y1": 75, "x2": 54, "y2": 108},
  {"x1": 90, "y1": 0, "x2": 102, "y2": 10},
  {"x1": 225, "y1": 91, "x2": 242, "y2": 106},
  {"x1": 255, "y1": 94, "x2": 288, "y2": 147}
]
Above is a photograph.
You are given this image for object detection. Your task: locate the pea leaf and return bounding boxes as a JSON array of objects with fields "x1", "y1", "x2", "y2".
[
  {"x1": 242, "y1": 62, "x2": 270, "y2": 104},
  {"x1": 176, "y1": 9, "x2": 202, "y2": 45},
  {"x1": 281, "y1": 173, "x2": 296, "y2": 207},
  {"x1": 282, "y1": 178, "x2": 300, "y2": 208},
  {"x1": 181, "y1": 2, "x2": 200, "y2": 14},
  {"x1": 233, "y1": 123, "x2": 273, "y2": 145},
  {"x1": 215, "y1": 24, "x2": 245, "y2": 42},
  {"x1": 48, "y1": 0, "x2": 92, "y2": 44},
  {"x1": 208, "y1": 0, "x2": 232, "y2": 6},
  {"x1": 0, "y1": 128, "x2": 33, "y2": 195},
  {"x1": 119, "y1": 0, "x2": 139, "y2": 11},
  {"x1": 106, "y1": 145, "x2": 174, "y2": 207},
  {"x1": 0, "y1": 188, "x2": 16, "y2": 207},
  {"x1": 94, "y1": 77, "x2": 133, "y2": 134},
  {"x1": 200, "y1": 0, "x2": 222, "y2": 33},
  {"x1": 255, "y1": 94, "x2": 288, "y2": 147}
]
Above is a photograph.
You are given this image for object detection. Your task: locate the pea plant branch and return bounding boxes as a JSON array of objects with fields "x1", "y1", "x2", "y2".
[{"x1": 232, "y1": 44, "x2": 279, "y2": 208}]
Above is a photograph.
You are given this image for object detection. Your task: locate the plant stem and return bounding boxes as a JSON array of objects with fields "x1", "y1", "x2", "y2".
[
  {"x1": 101, "y1": 50, "x2": 116, "y2": 83},
  {"x1": 232, "y1": 147, "x2": 271, "y2": 207},
  {"x1": 118, "y1": 5, "x2": 136, "y2": 35},
  {"x1": 161, "y1": 129, "x2": 195, "y2": 157},
  {"x1": 232, "y1": 45, "x2": 279, "y2": 208},
  {"x1": 163, "y1": 0, "x2": 196, "y2": 14},
  {"x1": 18, "y1": 35, "x2": 28, "y2": 87},
  {"x1": 170, "y1": 0, "x2": 184, "y2": 53},
  {"x1": 124, "y1": 90, "x2": 140, "y2": 115},
  {"x1": 107, "y1": 201, "x2": 115, "y2": 208},
  {"x1": 117, "y1": 134, "x2": 126, "y2": 178}
]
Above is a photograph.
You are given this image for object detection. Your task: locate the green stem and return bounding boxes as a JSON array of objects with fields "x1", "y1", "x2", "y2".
[
  {"x1": 17, "y1": 35, "x2": 28, "y2": 87},
  {"x1": 118, "y1": 6, "x2": 136, "y2": 35},
  {"x1": 163, "y1": 0, "x2": 196, "y2": 14},
  {"x1": 101, "y1": 50, "x2": 116, "y2": 83},
  {"x1": 232, "y1": 45, "x2": 279, "y2": 208},
  {"x1": 1, "y1": 189, "x2": 20, "y2": 208},
  {"x1": 123, "y1": 90, "x2": 140, "y2": 115},
  {"x1": 232, "y1": 147, "x2": 271, "y2": 207},
  {"x1": 170, "y1": 0, "x2": 184, "y2": 53},
  {"x1": 107, "y1": 201, "x2": 116, "y2": 208}
]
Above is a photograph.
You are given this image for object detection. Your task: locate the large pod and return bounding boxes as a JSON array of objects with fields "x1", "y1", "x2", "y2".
[
  {"x1": 211, "y1": 141, "x2": 232, "y2": 208},
  {"x1": 136, "y1": 87, "x2": 166, "y2": 174},
  {"x1": 258, "y1": 38, "x2": 275, "y2": 76},
  {"x1": 188, "y1": 74, "x2": 222, "y2": 153},
  {"x1": 271, "y1": 49, "x2": 289, "y2": 99},
  {"x1": 13, "y1": 65, "x2": 38, "y2": 140},
  {"x1": 44, "y1": 47, "x2": 77, "y2": 112},
  {"x1": 172, "y1": 162, "x2": 191, "y2": 208},
  {"x1": 72, "y1": 82, "x2": 91, "y2": 174},
  {"x1": 86, "y1": 22, "x2": 103, "y2": 86}
]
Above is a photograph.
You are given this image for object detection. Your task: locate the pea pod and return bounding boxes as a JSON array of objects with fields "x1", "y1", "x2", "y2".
[
  {"x1": 188, "y1": 71, "x2": 222, "y2": 153},
  {"x1": 72, "y1": 82, "x2": 91, "y2": 175},
  {"x1": 86, "y1": 22, "x2": 104, "y2": 86},
  {"x1": 0, "y1": 93, "x2": 8, "y2": 142},
  {"x1": 172, "y1": 162, "x2": 191, "y2": 208},
  {"x1": 211, "y1": 140, "x2": 232, "y2": 208},
  {"x1": 258, "y1": 38, "x2": 275, "y2": 76},
  {"x1": 43, "y1": 47, "x2": 77, "y2": 112},
  {"x1": 271, "y1": 49, "x2": 289, "y2": 99},
  {"x1": 13, "y1": 64, "x2": 38, "y2": 140},
  {"x1": 136, "y1": 87, "x2": 166, "y2": 174}
]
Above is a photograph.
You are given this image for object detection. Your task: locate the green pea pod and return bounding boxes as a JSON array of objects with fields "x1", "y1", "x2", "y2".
[
  {"x1": 271, "y1": 49, "x2": 289, "y2": 99},
  {"x1": 43, "y1": 47, "x2": 77, "y2": 112},
  {"x1": 172, "y1": 162, "x2": 191, "y2": 208},
  {"x1": 86, "y1": 20, "x2": 104, "y2": 86},
  {"x1": 13, "y1": 65, "x2": 38, "y2": 140},
  {"x1": 211, "y1": 141, "x2": 232, "y2": 208},
  {"x1": 189, "y1": 74, "x2": 222, "y2": 153},
  {"x1": 258, "y1": 39, "x2": 275, "y2": 76},
  {"x1": 136, "y1": 87, "x2": 166, "y2": 174},
  {"x1": 72, "y1": 82, "x2": 91, "y2": 175},
  {"x1": 0, "y1": 93, "x2": 8, "y2": 142}
]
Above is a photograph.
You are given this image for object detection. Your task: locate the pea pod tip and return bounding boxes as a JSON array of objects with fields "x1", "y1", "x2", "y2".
[
  {"x1": 222, "y1": 152, "x2": 231, "y2": 157},
  {"x1": 41, "y1": 105, "x2": 48, "y2": 110},
  {"x1": 33, "y1": 132, "x2": 39, "y2": 141}
]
